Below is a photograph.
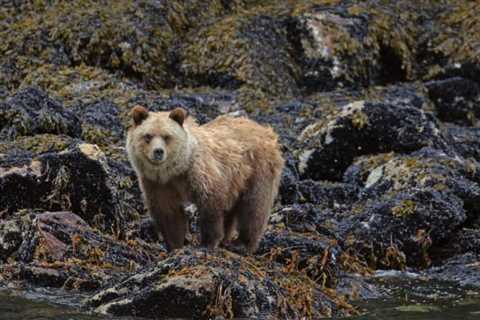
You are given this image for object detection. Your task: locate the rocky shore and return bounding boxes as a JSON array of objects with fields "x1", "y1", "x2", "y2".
[{"x1": 1, "y1": 0, "x2": 479, "y2": 319}]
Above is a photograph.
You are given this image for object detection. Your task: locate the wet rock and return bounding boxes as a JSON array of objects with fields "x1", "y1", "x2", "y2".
[
  {"x1": 126, "y1": 217, "x2": 159, "y2": 244},
  {"x1": 0, "y1": 218, "x2": 23, "y2": 261},
  {"x1": 87, "y1": 248, "x2": 355, "y2": 319},
  {"x1": 3, "y1": 211, "x2": 159, "y2": 290},
  {"x1": 336, "y1": 273, "x2": 384, "y2": 301},
  {"x1": 0, "y1": 143, "x2": 131, "y2": 233},
  {"x1": 180, "y1": 13, "x2": 299, "y2": 109},
  {"x1": 276, "y1": 203, "x2": 351, "y2": 240},
  {"x1": 73, "y1": 100, "x2": 124, "y2": 146},
  {"x1": 20, "y1": 266, "x2": 68, "y2": 288},
  {"x1": 298, "y1": 180, "x2": 358, "y2": 206},
  {"x1": 128, "y1": 91, "x2": 240, "y2": 125},
  {"x1": 424, "y1": 253, "x2": 480, "y2": 288},
  {"x1": 361, "y1": 148, "x2": 480, "y2": 218},
  {"x1": 278, "y1": 154, "x2": 301, "y2": 205},
  {"x1": 0, "y1": 87, "x2": 81, "y2": 139},
  {"x1": 258, "y1": 230, "x2": 339, "y2": 288},
  {"x1": 431, "y1": 228, "x2": 480, "y2": 262},
  {"x1": 348, "y1": 189, "x2": 465, "y2": 269},
  {"x1": 289, "y1": 4, "x2": 372, "y2": 92},
  {"x1": 298, "y1": 95, "x2": 443, "y2": 181},
  {"x1": 344, "y1": 149, "x2": 480, "y2": 268},
  {"x1": 443, "y1": 125, "x2": 480, "y2": 162},
  {"x1": 254, "y1": 100, "x2": 322, "y2": 150},
  {"x1": 343, "y1": 153, "x2": 395, "y2": 186},
  {"x1": 426, "y1": 77, "x2": 480, "y2": 126}
]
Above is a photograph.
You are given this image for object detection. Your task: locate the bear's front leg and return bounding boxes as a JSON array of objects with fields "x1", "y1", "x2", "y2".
[
  {"x1": 199, "y1": 210, "x2": 224, "y2": 251},
  {"x1": 151, "y1": 205, "x2": 187, "y2": 252}
]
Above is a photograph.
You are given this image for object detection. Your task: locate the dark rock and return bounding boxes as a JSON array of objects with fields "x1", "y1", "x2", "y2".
[
  {"x1": 336, "y1": 272, "x2": 384, "y2": 301},
  {"x1": 73, "y1": 100, "x2": 124, "y2": 146},
  {"x1": 426, "y1": 77, "x2": 480, "y2": 126},
  {"x1": 298, "y1": 95, "x2": 444, "y2": 181},
  {"x1": 128, "y1": 91, "x2": 240, "y2": 125},
  {"x1": 298, "y1": 180, "x2": 358, "y2": 206},
  {"x1": 343, "y1": 149, "x2": 480, "y2": 268},
  {"x1": 258, "y1": 230, "x2": 339, "y2": 288},
  {"x1": 278, "y1": 154, "x2": 301, "y2": 205},
  {"x1": 348, "y1": 189, "x2": 465, "y2": 268},
  {"x1": 443, "y1": 125, "x2": 480, "y2": 162},
  {"x1": 424, "y1": 253, "x2": 480, "y2": 288},
  {"x1": 0, "y1": 143, "x2": 131, "y2": 233},
  {"x1": 20, "y1": 266, "x2": 68, "y2": 288},
  {"x1": 0, "y1": 218, "x2": 23, "y2": 261},
  {"x1": 0, "y1": 87, "x2": 81, "y2": 139},
  {"x1": 277, "y1": 203, "x2": 349, "y2": 240},
  {"x1": 87, "y1": 248, "x2": 355, "y2": 319},
  {"x1": 127, "y1": 217, "x2": 159, "y2": 244},
  {"x1": 277, "y1": 204, "x2": 322, "y2": 234},
  {"x1": 360, "y1": 148, "x2": 480, "y2": 219},
  {"x1": 3, "y1": 211, "x2": 160, "y2": 290},
  {"x1": 343, "y1": 153, "x2": 395, "y2": 186},
  {"x1": 180, "y1": 13, "x2": 300, "y2": 109},
  {"x1": 289, "y1": 4, "x2": 372, "y2": 92},
  {"x1": 430, "y1": 228, "x2": 480, "y2": 262}
]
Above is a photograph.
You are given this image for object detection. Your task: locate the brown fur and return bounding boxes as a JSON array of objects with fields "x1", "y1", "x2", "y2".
[{"x1": 126, "y1": 107, "x2": 284, "y2": 253}]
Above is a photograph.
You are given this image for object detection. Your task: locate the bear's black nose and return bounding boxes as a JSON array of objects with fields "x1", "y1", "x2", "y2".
[{"x1": 153, "y1": 148, "x2": 164, "y2": 160}]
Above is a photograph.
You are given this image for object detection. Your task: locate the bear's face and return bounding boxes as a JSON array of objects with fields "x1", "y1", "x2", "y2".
[{"x1": 127, "y1": 106, "x2": 194, "y2": 183}]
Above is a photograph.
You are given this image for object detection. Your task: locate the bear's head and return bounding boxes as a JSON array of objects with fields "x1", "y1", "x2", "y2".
[{"x1": 126, "y1": 105, "x2": 195, "y2": 183}]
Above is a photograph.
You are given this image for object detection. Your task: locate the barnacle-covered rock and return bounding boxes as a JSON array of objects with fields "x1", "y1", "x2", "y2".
[
  {"x1": 0, "y1": 143, "x2": 134, "y2": 233},
  {"x1": 343, "y1": 148, "x2": 480, "y2": 268},
  {"x1": 73, "y1": 100, "x2": 124, "y2": 146},
  {"x1": 297, "y1": 93, "x2": 443, "y2": 181},
  {"x1": 1, "y1": 211, "x2": 160, "y2": 290},
  {"x1": 0, "y1": 87, "x2": 81, "y2": 139},
  {"x1": 442, "y1": 125, "x2": 480, "y2": 162},
  {"x1": 87, "y1": 248, "x2": 357, "y2": 319},
  {"x1": 424, "y1": 253, "x2": 480, "y2": 288},
  {"x1": 426, "y1": 77, "x2": 480, "y2": 126}
]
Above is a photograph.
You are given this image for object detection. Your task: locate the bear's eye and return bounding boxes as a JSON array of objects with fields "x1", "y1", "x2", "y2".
[
  {"x1": 143, "y1": 134, "x2": 153, "y2": 143},
  {"x1": 163, "y1": 135, "x2": 171, "y2": 143}
]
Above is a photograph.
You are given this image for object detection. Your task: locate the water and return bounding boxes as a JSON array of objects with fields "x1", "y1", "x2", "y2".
[
  {"x1": 352, "y1": 299, "x2": 480, "y2": 320},
  {"x1": 0, "y1": 288, "x2": 142, "y2": 320},
  {"x1": 0, "y1": 285, "x2": 479, "y2": 320}
]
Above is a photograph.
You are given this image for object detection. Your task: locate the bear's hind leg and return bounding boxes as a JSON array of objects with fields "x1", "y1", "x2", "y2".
[
  {"x1": 199, "y1": 211, "x2": 224, "y2": 251},
  {"x1": 222, "y1": 211, "x2": 238, "y2": 246},
  {"x1": 236, "y1": 177, "x2": 277, "y2": 254}
]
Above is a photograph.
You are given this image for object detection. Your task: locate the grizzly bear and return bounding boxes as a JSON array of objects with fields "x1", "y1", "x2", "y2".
[{"x1": 126, "y1": 106, "x2": 284, "y2": 253}]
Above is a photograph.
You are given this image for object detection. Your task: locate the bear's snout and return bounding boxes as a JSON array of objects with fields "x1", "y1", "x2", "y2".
[{"x1": 153, "y1": 148, "x2": 165, "y2": 161}]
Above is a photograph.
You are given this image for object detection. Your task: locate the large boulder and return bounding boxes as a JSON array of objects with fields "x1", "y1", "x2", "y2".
[
  {"x1": 0, "y1": 142, "x2": 137, "y2": 233},
  {"x1": 297, "y1": 96, "x2": 444, "y2": 181},
  {"x1": 343, "y1": 148, "x2": 480, "y2": 268},
  {"x1": 0, "y1": 211, "x2": 160, "y2": 290}
]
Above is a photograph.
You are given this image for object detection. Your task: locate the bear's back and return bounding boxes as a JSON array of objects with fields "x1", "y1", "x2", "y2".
[{"x1": 201, "y1": 116, "x2": 278, "y2": 145}]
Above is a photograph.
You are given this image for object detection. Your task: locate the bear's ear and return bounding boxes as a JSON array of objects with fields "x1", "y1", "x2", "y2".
[
  {"x1": 169, "y1": 107, "x2": 188, "y2": 127},
  {"x1": 131, "y1": 105, "x2": 149, "y2": 126}
]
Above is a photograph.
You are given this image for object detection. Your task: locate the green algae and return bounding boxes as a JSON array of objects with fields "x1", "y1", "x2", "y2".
[{"x1": 392, "y1": 199, "x2": 417, "y2": 218}]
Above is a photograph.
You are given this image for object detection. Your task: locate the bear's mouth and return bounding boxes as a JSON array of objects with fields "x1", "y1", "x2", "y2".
[{"x1": 145, "y1": 156, "x2": 165, "y2": 166}]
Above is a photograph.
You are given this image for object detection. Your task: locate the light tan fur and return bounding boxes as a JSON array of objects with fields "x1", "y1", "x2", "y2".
[{"x1": 126, "y1": 106, "x2": 284, "y2": 253}]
